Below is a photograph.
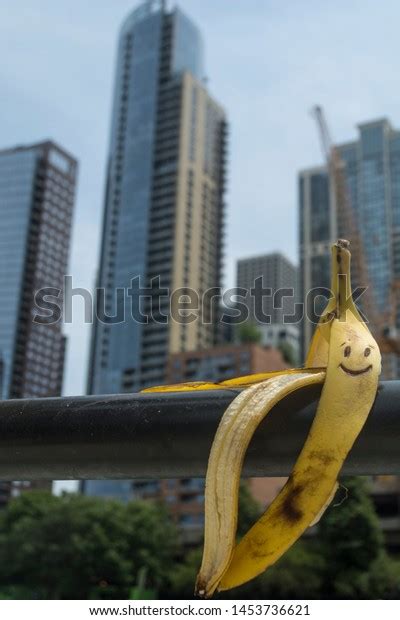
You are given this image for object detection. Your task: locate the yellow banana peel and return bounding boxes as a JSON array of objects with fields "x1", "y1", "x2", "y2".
[
  {"x1": 195, "y1": 370, "x2": 326, "y2": 599},
  {"x1": 141, "y1": 368, "x2": 324, "y2": 393},
  {"x1": 219, "y1": 311, "x2": 380, "y2": 591},
  {"x1": 195, "y1": 240, "x2": 381, "y2": 597}
]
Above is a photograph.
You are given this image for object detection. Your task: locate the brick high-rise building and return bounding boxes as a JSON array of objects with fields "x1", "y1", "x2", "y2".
[{"x1": 166, "y1": 343, "x2": 287, "y2": 384}]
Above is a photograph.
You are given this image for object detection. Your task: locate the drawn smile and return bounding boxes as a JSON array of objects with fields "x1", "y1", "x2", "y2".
[{"x1": 339, "y1": 364, "x2": 373, "y2": 376}]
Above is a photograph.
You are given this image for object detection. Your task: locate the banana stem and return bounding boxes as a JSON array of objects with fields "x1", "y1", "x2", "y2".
[{"x1": 337, "y1": 240, "x2": 352, "y2": 319}]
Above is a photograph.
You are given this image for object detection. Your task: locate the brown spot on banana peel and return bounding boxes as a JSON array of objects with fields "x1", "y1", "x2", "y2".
[
  {"x1": 307, "y1": 449, "x2": 336, "y2": 467},
  {"x1": 280, "y1": 484, "x2": 304, "y2": 523},
  {"x1": 248, "y1": 544, "x2": 274, "y2": 561}
]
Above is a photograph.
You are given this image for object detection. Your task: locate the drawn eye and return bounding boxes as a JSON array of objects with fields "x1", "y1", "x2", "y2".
[
  {"x1": 364, "y1": 347, "x2": 371, "y2": 357},
  {"x1": 344, "y1": 346, "x2": 351, "y2": 358}
]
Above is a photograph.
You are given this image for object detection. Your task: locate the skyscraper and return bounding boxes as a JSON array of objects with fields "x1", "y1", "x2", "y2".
[
  {"x1": 0, "y1": 141, "x2": 77, "y2": 399},
  {"x1": 299, "y1": 118, "x2": 400, "y2": 376},
  {"x1": 236, "y1": 253, "x2": 299, "y2": 360},
  {"x1": 87, "y1": 0, "x2": 227, "y2": 395}
]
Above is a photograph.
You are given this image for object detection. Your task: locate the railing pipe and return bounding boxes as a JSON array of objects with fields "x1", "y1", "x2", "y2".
[{"x1": 0, "y1": 381, "x2": 398, "y2": 479}]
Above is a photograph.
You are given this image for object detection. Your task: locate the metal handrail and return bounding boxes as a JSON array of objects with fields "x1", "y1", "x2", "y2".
[{"x1": 0, "y1": 381, "x2": 398, "y2": 480}]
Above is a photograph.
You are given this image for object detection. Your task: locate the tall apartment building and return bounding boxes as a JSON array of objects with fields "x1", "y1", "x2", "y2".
[
  {"x1": 0, "y1": 141, "x2": 77, "y2": 507},
  {"x1": 0, "y1": 141, "x2": 77, "y2": 399},
  {"x1": 236, "y1": 253, "x2": 299, "y2": 361},
  {"x1": 299, "y1": 118, "x2": 400, "y2": 374},
  {"x1": 87, "y1": 0, "x2": 227, "y2": 396}
]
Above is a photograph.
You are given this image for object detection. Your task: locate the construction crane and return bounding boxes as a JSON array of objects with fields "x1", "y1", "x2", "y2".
[{"x1": 311, "y1": 105, "x2": 400, "y2": 358}]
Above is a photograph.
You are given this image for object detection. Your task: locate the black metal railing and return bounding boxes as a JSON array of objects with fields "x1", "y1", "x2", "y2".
[{"x1": 0, "y1": 381, "x2": 398, "y2": 480}]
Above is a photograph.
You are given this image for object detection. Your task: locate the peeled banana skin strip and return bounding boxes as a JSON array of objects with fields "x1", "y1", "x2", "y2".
[
  {"x1": 141, "y1": 367, "x2": 325, "y2": 394},
  {"x1": 195, "y1": 370, "x2": 326, "y2": 599}
]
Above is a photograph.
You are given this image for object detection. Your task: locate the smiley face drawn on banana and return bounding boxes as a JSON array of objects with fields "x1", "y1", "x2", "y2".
[
  {"x1": 328, "y1": 315, "x2": 381, "y2": 394},
  {"x1": 338, "y1": 339, "x2": 376, "y2": 377}
]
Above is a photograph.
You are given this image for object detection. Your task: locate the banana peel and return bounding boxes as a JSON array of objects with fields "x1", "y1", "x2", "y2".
[
  {"x1": 219, "y1": 310, "x2": 380, "y2": 591},
  {"x1": 195, "y1": 369, "x2": 326, "y2": 598},
  {"x1": 195, "y1": 240, "x2": 381, "y2": 597},
  {"x1": 142, "y1": 368, "x2": 324, "y2": 393}
]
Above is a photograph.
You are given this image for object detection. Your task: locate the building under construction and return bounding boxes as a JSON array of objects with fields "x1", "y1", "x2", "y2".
[{"x1": 299, "y1": 115, "x2": 400, "y2": 379}]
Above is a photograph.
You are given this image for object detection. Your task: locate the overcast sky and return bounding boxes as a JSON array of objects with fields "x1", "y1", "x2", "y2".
[{"x1": 1, "y1": 0, "x2": 400, "y2": 396}]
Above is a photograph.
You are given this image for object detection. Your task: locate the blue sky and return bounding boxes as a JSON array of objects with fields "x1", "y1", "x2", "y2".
[{"x1": 1, "y1": 0, "x2": 400, "y2": 396}]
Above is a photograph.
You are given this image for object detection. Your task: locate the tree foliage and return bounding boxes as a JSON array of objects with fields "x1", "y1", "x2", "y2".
[
  {"x1": 0, "y1": 492, "x2": 177, "y2": 599},
  {"x1": 237, "y1": 482, "x2": 263, "y2": 537},
  {"x1": 236, "y1": 323, "x2": 262, "y2": 344},
  {"x1": 278, "y1": 341, "x2": 298, "y2": 366},
  {"x1": 0, "y1": 478, "x2": 399, "y2": 600},
  {"x1": 318, "y1": 477, "x2": 400, "y2": 598}
]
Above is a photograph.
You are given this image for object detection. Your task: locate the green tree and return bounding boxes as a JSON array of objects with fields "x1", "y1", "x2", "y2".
[
  {"x1": 236, "y1": 323, "x2": 262, "y2": 344},
  {"x1": 168, "y1": 548, "x2": 202, "y2": 599},
  {"x1": 319, "y1": 477, "x2": 400, "y2": 598},
  {"x1": 0, "y1": 492, "x2": 178, "y2": 599},
  {"x1": 237, "y1": 482, "x2": 262, "y2": 537},
  {"x1": 278, "y1": 341, "x2": 298, "y2": 366}
]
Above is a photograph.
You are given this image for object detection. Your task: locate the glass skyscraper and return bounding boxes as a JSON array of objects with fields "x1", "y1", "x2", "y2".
[
  {"x1": 299, "y1": 118, "x2": 400, "y2": 377},
  {"x1": 0, "y1": 141, "x2": 77, "y2": 400},
  {"x1": 87, "y1": 0, "x2": 227, "y2": 396},
  {"x1": 84, "y1": 1, "x2": 227, "y2": 502}
]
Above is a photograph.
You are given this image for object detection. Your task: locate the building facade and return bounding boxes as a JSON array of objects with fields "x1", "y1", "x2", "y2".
[
  {"x1": 166, "y1": 342, "x2": 287, "y2": 384},
  {"x1": 0, "y1": 141, "x2": 77, "y2": 399},
  {"x1": 87, "y1": 0, "x2": 227, "y2": 396},
  {"x1": 236, "y1": 252, "x2": 299, "y2": 362},
  {"x1": 299, "y1": 118, "x2": 400, "y2": 374}
]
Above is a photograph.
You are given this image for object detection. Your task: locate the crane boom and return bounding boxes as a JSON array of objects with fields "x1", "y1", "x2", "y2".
[{"x1": 311, "y1": 105, "x2": 382, "y2": 332}]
